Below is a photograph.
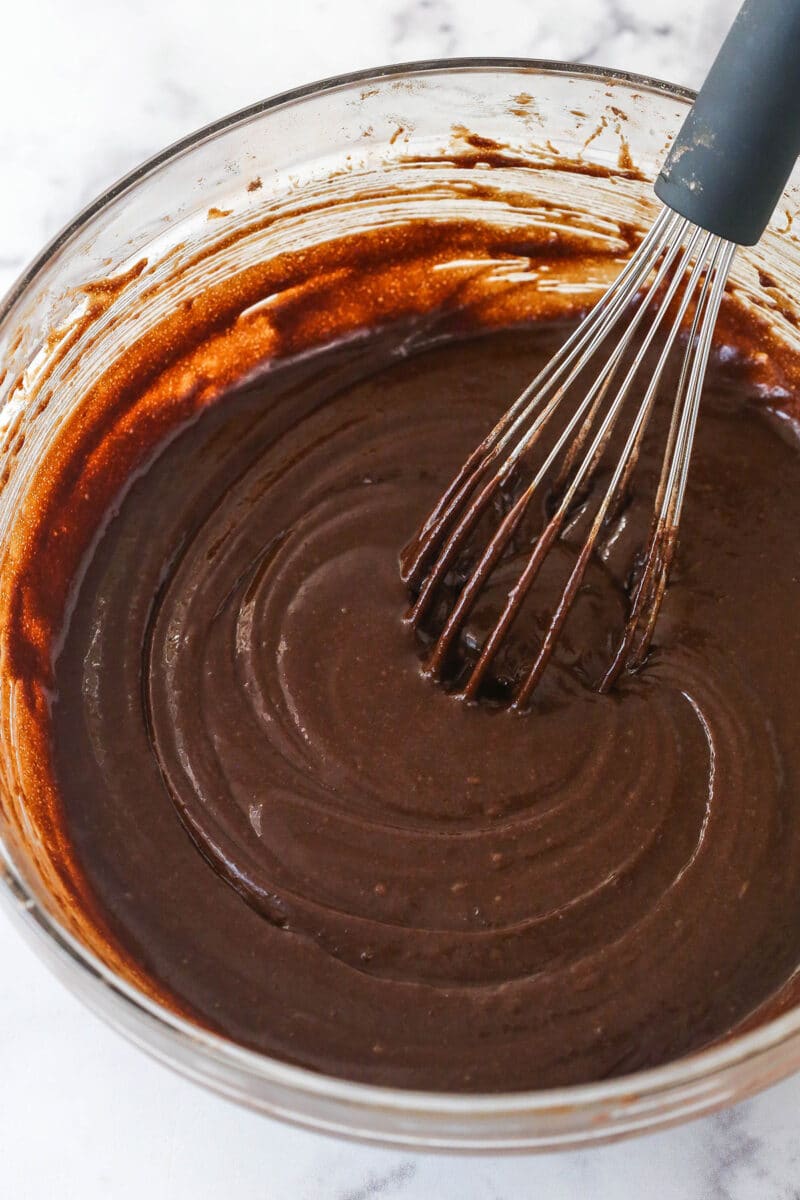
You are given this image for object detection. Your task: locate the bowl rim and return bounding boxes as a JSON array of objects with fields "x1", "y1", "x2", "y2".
[{"x1": 5, "y1": 54, "x2": 798, "y2": 1132}]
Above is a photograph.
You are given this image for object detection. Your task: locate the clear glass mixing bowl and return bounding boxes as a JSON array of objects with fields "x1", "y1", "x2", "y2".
[{"x1": 2, "y1": 60, "x2": 800, "y2": 1153}]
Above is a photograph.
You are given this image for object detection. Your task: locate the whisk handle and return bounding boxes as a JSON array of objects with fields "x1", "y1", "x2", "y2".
[{"x1": 655, "y1": 0, "x2": 800, "y2": 245}]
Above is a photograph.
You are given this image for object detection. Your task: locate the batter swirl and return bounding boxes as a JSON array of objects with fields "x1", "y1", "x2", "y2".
[{"x1": 50, "y1": 315, "x2": 800, "y2": 1089}]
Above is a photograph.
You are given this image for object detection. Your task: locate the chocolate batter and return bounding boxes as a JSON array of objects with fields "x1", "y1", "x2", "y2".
[
  {"x1": 48, "y1": 310, "x2": 800, "y2": 1091},
  {"x1": 6, "y1": 183, "x2": 800, "y2": 1091}
]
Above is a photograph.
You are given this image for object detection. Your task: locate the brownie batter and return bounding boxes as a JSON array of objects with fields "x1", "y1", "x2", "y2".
[
  {"x1": 47, "y1": 308, "x2": 800, "y2": 1091},
  {"x1": 6, "y1": 177, "x2": 800, "y2": 1092}
]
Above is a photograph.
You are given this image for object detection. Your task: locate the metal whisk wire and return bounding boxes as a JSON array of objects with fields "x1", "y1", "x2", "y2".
[
  {"x1": 401, "y1": 211, "x2": 737, "y2": 706},
  {"x1": 401, "y1": 207, "x2": 682, "y2": 597},
  {"x1": 600, "y1": 237, "x2": 737, "y2": 691}
]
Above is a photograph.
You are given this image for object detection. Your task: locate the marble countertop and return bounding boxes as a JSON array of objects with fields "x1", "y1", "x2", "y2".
[{"x1": 4, "y1": 0, "x2": 800, "y2": 1196}]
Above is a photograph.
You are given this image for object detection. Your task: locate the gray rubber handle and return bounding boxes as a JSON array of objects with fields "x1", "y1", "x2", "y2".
[{"x1": 654, "y1": 0, "x2": 800, "y2": 245}]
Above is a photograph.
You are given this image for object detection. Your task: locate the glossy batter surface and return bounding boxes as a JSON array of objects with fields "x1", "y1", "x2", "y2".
[{"x1": 50, "y1": 319, "x2": 800, "y2": 1090}]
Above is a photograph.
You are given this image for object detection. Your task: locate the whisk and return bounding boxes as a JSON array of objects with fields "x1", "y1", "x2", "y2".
[{"x1": 402, "y1": 0, "x2": 800, "y2": 706}]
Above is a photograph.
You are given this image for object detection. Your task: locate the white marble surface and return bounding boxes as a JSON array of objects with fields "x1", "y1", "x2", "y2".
[{"x1": 5, "y1": 0, "x2": 800, "y2": 1196}]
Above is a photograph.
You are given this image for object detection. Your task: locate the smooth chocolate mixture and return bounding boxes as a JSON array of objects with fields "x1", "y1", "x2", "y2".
[{"x1": 49, "y1": 307, "x2": 800, "y2": 1091}]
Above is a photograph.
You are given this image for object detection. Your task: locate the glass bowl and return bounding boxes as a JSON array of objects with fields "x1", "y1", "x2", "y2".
[{"x1": 2, "y1": 59, "x2": 800, "y2": 1153}]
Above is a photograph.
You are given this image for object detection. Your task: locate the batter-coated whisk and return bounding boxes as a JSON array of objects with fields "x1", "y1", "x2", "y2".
[{"x1": 402, "y1": 0, "x2": 800, "y2": 706}]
